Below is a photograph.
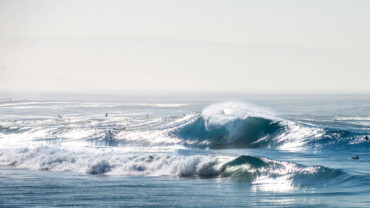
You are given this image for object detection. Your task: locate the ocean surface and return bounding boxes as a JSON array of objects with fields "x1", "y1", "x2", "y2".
[{"x1": 0, "y1": 93, "x2": 369, "y2": 207}]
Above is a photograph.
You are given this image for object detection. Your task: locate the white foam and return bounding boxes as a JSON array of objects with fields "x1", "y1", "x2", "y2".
[
  {"x1": 334, "y1": 116, "x2": 370, "y2": 121},
  {"x1": 0, "y1": 145, "x2": 231, "y2": 176},
  {"x1": 202, "y1": 101, "x2": 276, "y2": 130},
  {"x1": 276, "y1": 121, "x2": 323, "y2": 152}
]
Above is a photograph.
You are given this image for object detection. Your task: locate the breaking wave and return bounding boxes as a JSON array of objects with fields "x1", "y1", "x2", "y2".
[
  {"x1": 1, "y1": 101, "x2": 369, "y2": 151},
  {"x1": 170, "y1": 102, "x2": 370, "y2": 149},
  {"x1": 0, "y1": 146, "x2": 355, "y2": 187},
  {"x1": 3, "y1": 144, "x2": 366, "y2": 194}
]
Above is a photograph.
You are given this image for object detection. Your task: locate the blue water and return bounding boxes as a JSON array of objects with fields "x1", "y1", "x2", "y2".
[{"x1": 0, "y1": 93, "x2": 369, "y2": 207}]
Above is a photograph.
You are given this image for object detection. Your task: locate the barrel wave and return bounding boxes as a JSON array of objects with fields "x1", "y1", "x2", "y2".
[
  {"x1": 171, "y1": 116, "x2": 283, "y2": 148},
  {"x1": 170, "y1": 102, "x2": 370, "y2": 150},
  {"x1": 171, "y1": 102, "x2": 284, "y2": 148}
]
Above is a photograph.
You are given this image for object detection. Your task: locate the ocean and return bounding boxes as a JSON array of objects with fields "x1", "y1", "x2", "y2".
[{"x1": 0, "y1": 93, "x2": 369, "y2": 207}]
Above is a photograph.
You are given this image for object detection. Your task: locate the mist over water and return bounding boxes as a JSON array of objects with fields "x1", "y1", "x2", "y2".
[{"x1": 1, "y1": 94, "x2": 370, "y2": 207}]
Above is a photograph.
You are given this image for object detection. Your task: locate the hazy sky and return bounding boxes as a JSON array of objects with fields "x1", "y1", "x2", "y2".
[{"x1": 1, "y1": 0, "x2": 370, "y2": 93}]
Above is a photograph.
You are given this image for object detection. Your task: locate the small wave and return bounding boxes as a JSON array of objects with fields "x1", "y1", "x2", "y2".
[
  {"x1": 0, "y1": 124, "x2": 21, "y2": 134},
  {"x1": 0, "y1": 100, "x2": 188, "y2": 109},
  {"x1": 125, "y1": 103, "x2": 188, "y2": 107},
  {"x1": 334, "y1": 116, "x2": 370, "y2": 121}
]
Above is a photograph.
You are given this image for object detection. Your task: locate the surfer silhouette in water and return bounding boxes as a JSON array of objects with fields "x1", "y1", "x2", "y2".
[
  {"x1": 217, "y1": 135, "x2": 224, "y2": 144},
  {"x1": 105, "y1": 113, "x2": 108, "y2": 117},
  {"x1": 352, "y1": 156, "x2": 359, "y2": 160},
  {"x1": 364, "y1": 135, "x2": 369, "y2": 141}
]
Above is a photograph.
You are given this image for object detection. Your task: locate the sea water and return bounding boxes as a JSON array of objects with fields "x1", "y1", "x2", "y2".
[{"x1": 0, "y1": 93, "x2": 369, "y2": 207}]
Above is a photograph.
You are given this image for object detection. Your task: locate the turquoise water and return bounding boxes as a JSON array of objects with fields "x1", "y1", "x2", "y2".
[{"x1": 0, "y1": 93, "x2": 369, "y2": 207}]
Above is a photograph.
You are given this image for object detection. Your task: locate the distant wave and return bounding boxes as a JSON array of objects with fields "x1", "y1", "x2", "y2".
[
  {"x1": 0, "y1": 101, "x2": 188, "y2": 109},
  {"x1": 334, "y1": 116, "x2": 370, "y2": 121}
]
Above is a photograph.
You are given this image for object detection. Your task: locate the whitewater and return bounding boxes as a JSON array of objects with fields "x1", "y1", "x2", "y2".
[{"x1": 0, "y1": 94, "x2": 369, "y2": 207}]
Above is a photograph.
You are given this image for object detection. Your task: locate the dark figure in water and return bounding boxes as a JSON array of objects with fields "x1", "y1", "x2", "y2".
[
  {"x1": 105, "y1": 113, "x2": 108, "y2": 117},
  {"x1": 364, "y1": 135, "x2": 369, "y2": 141},
  {"x1": 352, "y1": 156, "x2": 359, "y2": 160},
  {"x1": 218, "y1": 135, "x2": 224, "y2": 144},
  {"x1": 58, "y1": 115, "x2": 62, "y2": 119}
]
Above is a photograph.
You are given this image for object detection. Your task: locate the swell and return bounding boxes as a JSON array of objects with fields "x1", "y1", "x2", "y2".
[{"x1": 219, "y1": 155, "x2": 364, "y2": 188}]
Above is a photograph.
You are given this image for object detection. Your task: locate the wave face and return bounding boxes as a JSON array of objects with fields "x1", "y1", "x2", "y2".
[
  {"x1": 171, "y1": 116, "x2": 283, "y2": 148},
  {"x1": 171, "y1": 102, "x2": 284, "y2": 148}
]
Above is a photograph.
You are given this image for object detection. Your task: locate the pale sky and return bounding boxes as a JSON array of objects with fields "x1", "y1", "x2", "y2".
[{"x1": 1, "y1": 0, "x2": 370, "y2": 93}]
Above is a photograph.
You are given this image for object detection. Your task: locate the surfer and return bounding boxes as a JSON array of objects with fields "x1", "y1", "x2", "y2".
[
  {"x1": 364, "y1": 135, "x2": 369, "y2": 141},
  {"x1": 105, "y1": 113, "x2": 108, "y2": 117},
  {"x1": 58, "y1": 115, "x2": 62, "y2": 119},
  {"x1": 218, "y1": 135, "x2": 224, "y2": 144},
  {"x1": 352, "y1": 156, "x2": 359, "y2": 160}
]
